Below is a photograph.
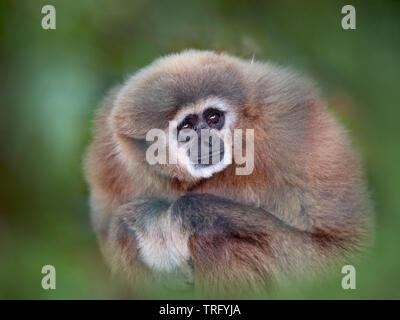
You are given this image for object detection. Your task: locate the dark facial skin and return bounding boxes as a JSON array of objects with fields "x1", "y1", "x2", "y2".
[{"x1": 177, "y1": 108, "x2": 225, "y2": 166}]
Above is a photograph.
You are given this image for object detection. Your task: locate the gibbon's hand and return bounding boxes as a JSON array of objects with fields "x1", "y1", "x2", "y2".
[{"x1": 114, "y1": 198, "x2": 194, "y2": 291}]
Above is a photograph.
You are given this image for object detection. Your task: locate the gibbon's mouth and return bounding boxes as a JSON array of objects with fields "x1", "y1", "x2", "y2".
[
  {"x1": 193, "y1": 150, "x2": 225, "y2": 168},
  {"x1": 187, "y1": 139, "x2": 225, "y2": 167}
]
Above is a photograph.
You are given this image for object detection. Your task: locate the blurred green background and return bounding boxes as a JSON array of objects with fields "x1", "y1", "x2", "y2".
[{"x1": 0, "y1": 0, "x2": 399, "y2": 299}]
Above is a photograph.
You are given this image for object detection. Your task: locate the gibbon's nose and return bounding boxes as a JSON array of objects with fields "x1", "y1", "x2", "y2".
[{"x1": 187, "y1": 133, "x2": 225, "y2": 166}]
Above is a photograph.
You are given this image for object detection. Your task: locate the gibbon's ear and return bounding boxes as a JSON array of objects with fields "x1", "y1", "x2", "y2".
[
  {"x1": 111, "y1": 104, "x2": 172, "y2": 140},
  {"x1": 111, "y1": 88, "x2": 174, "y2": 140}
]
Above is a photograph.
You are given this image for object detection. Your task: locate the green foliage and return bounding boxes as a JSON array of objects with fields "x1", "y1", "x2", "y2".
[{"x1": 0, "y1": 0, "x2": 399, "y2": 299}]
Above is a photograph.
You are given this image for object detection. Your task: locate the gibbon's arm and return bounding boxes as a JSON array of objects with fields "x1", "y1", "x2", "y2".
[
  {"x1": 171, "y1": 193, "x2": 368, "y2": 295},
  {"x1": 106, "y1": 193, "x2": 367, "y2": 294}
]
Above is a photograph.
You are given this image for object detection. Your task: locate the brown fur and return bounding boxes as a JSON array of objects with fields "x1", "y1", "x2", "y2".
[{"x1": 83, "y1": 50, "x2": 372, "y2": 296}]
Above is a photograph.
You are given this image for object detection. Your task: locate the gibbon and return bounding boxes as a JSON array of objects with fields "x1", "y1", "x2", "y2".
[{"x1": 83, "y1": 50, "x2": 372, "y2": 296}]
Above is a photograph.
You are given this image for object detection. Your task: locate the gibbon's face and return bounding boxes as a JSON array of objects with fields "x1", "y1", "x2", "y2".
[
  {"x1": 169, "y1": 96, "x2": 237, "y2": 179},
  {"x1": 112, "y1": 50, "x2": 249, "y2": 182}
]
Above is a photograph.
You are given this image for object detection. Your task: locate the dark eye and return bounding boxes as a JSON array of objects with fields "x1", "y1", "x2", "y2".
[
  {"x1": 207, "y1": 112, "x2": 220, "y2": 125},
  {"x1": 203, "y1": 108, "x2": 224, "y2": 129},
  {"x1": 180, "y1": 122, "x2": 193, "y2": 130},
  {"x1": 178, "y1": 114, "x2": 198, "y2": 132}
]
